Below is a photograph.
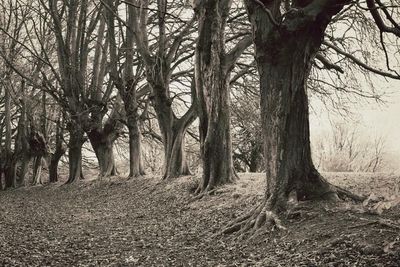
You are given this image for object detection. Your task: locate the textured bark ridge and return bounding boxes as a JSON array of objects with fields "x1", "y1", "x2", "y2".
[
  {"x1": 4, "y1": 97, "x2": 31, "y2": 188},
  {"x1": 65, "y1": 119, "x2": 85, "y2": 184},
  {"x1": 222, "y1": 0, "x2": 363, "y2": 235},
  {"x1": 124, "y1": 95, "x2": 146, "y2": 179},
  {"x1": 29, "y1": 131, "x2": 47, "y2": 185},
  {"x1": 123, "y1": 0, "x2": 197, "y2": 180},
  {"x1": 162, "y1": 123, "x2": 192, "y2": 179},
  {"x1": 87, "y1": 121, "x2": 119, "y2": 179},
  {"x1": 49, "y1": 118, "x2": 66, "y2": 183},
  {"x1": 145, "y1": 68, "x2": 196, "y2": 180},
  {"x1": 194, "y1": 0, "x2": 240, "y2": 194},
  {"x1": 144, "y1": 57, "x2": 196, "y2": 180},
  {"x1": 88, "y1": 132, "x2": 117, "y2": 178}
]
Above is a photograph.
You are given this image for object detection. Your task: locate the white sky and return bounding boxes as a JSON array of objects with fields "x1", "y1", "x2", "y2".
[{"x1": 310, "y1": 78, "x2": 400, "y2": 153}]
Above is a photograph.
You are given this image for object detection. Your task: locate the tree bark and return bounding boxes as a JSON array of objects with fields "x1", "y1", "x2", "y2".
[
  {"x1": 222, "y1": 0, "x2": 360, "y2": 236},
  {"x1": 49, "y1": 152, "x2": 64, "y2": 183},
  {"x1": 147, "y1": 75, "x2": 195, "y2": 180},
  {"x1": 126, "y1": 0, "x2": 197, "y2": 180},
  {"x1": 127, "y1": 123, "x2": 145, "y2": 178},
  {"x1": 194, "y1": 0, "x2": 238, "y2": 193},
  {"x1": 4, "y1": 159, "x2": 16, "y2": 189},
  {"x1": 49, "y1": 118, "x2": 66, "y2": 183},
  {"x1": 3, "y1": 81, "x2": 13, "y2": 189},
  {"x1": 0, "y1": 153, "x2": 3, "y2": 189},
  {"x1": 65, "y1": 120, "x2": 85, "y2": 184},
  {"x1": 248, "y1": 0, "x2": 351, "y2": 209},
  {"x1": 32, "y1": 156, "x2": 43, "y2": 185},
  {"x1": 162, "y1": 122, "x2": 191, "y2": 179},
  {"x1": 86, "y1": 98, "x2": 122, "y2": 178},
  {"x1": 7, "y1": 91, "x2": 30, "y2": 188},
  {"x1": 18, "y1": 154, "x2": 30, "y2": 186},
  {"x1": 124, "y1": 94, "x2": 145, "y2": 178},
  {"x1": 87, "y1": 129, "x2": 117, "y2": 178}
]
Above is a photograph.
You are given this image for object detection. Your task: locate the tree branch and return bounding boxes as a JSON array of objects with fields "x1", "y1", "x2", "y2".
[
  {"x1": 224, "y1": 35, "x2": 253, "y2": 69},
  {"x1": 366, "y1": 0, "x2": 400, "y2": 37},
  {"x1": 323, "y1": 41, "x2": 400, "y2": 80},
  {"x1": 315, "y1": 53, "x2": 344, "y2": 73}
]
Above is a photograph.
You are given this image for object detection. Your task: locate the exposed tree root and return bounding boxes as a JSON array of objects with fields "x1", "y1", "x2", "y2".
[
  {"x1": 332, "y1": 184, "x2": 366, "y2": 202},
  {"x1": 191, "y1": 188, "x2": 218, "y2": 201},
  {"x1": 349, "y1": 218, "x2": 400, "y2": 230},
  {"x1": 219, "y1": 184, "x2": 364, "y2": 239},
  {"x1": 127, "y1": 174, "x2": 144, "y2": 180},
  {"x1": 194, "y1": 171, "x2": 238, "y2": 197},
  {"x1": 220, "y1": 202, "x2": 286, "y2": 239}
]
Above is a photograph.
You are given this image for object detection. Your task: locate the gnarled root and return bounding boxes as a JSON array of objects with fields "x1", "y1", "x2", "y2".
[
  {"x1": 191, "y1": 188, "x2": 218, "y2": 201},
  {"x1": 221, "y1": 202, "x2": 286, "y2": 239},
  {"x1": 332, "y1": 184, "x2": 366, "y2": 202},
  {"x1": 194, "y1": 170, "x2": 239, "y2": 198}
]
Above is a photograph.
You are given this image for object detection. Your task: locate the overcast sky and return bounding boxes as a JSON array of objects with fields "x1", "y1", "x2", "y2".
[{"x1": 310, "y1": 78, "x2": 400, "y2": 156}]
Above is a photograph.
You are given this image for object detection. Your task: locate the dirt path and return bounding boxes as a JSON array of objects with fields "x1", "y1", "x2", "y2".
[{"x1": 0, "y1": 173, "x2": 399, "y2": 266}]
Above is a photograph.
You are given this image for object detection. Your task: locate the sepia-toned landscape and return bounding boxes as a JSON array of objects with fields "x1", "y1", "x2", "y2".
[{"x1": 1, "y1": 0, "x2": 400, "y2": 266}]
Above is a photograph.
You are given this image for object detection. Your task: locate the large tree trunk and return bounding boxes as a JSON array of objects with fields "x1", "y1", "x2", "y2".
[
  {"x1": 65, "y1": 121, "x2": 85, "y2": 184},
  {"x1": 259, "y1": 49, "x2": 333, "y2": 207},
  {"x1": 7, "y1": 92, "x2": 30, "y2": 188},
  {"x1": 29, "y1": 129, "x2": 48, "y2": 185},
  {"x1": 194, "y1": 0, "x2": 237, "y2": 194},
  {"x1": 222, "y1": 0, "x2": 361, "y2": 235},
  {"x1": 250, "y1": 0, "x2": 354, "y2": 210},
  {"x1": 17, "y1": 154, "x2": 30, "y2": 186},
  {"x1": 32, "y1": 156, "x2": 43, "y2": 185},
  {"x1": 4, "y1": 157, "x2": 16, "y2": 189},
  {"x1": 88, "y1": 130, "x2": 117, "y2": 178},
  {"x1": 162, "y1": 124, "x2": 191, "y2": 179},
  {"x1": 125, "y1": 98, "x2": 145, "y2": 178},
  {"x1": 3, "y1": 70, "x2": 13, "y2": 189},
  {"x1": 124, "y1": 0, "x2": 197, "y2": 180},
  {"x1": 87, "y1": 101, "x2": 121, "y2": 178},
  {"x1": 149, "y1": 78, "x2": 194, "y2": 180},
  {"x1": 127, "y1": 124, "x2": 145, "y2": 178},
  {"x1": 49, "y1": 118, "x2": 66, "y2": 183},
  {"x1": 49, "y1": 151, "x2": 64, "y2": 183}
]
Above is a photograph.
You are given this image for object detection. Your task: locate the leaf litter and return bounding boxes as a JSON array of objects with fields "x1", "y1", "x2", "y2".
[{"x1": 0, "y1": 172, "x2": 399, "y2": 266}]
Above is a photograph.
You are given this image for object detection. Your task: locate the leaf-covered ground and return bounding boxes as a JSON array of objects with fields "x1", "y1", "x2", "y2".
[{"x1": 0, "y1": 172, "x2": 399, "y2": 266}]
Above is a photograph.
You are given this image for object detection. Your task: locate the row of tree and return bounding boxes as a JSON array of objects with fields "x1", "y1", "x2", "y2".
[{"x1": 1, "y1": 0, "x2": 399, "y2": 232}]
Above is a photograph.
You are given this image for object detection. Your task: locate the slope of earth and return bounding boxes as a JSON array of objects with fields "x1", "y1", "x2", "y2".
[{"x1": 0, "y1": 172, "x2": 399, "y2": 266}]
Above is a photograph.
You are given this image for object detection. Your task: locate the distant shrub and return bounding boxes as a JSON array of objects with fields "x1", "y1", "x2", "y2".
[{"x1": 312, "y1": 122, "x2": 389, "y2": 172}]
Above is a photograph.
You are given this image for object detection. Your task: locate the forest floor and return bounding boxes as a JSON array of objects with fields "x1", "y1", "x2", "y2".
[{"x1": 0, "y1": 172, "x2": 400, "y2": 266}]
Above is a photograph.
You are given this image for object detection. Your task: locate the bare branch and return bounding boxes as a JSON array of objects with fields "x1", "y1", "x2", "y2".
[{"x1": 323, "y1": 41, "x2": 400, "y2": 80}]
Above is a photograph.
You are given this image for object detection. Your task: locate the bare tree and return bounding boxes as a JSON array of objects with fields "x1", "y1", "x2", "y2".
[
  {"x1": 105, "y1": 0, "x2": 146, "y2": 178},
  {"x1": 38, "y1": 0, "x2": 123, "y2": 181},
  {"x1": 193, "y1": 0, "x2": 252, "y2": 193},
  {"x1": 223, "y1": 0, "x2": 400, "y2": 235},
  {"x1": 126, "y1": 0, "x2": 197, "y2": 179}
]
